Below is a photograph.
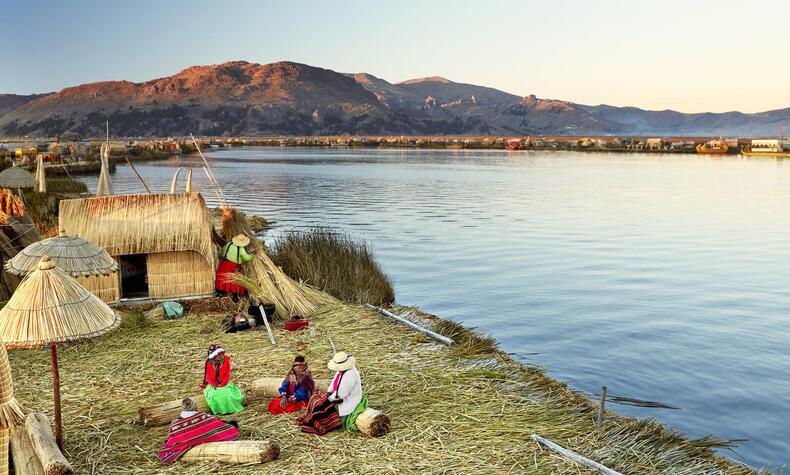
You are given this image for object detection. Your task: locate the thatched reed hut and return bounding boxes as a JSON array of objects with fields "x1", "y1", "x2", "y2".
[
  {"x1": 0, "y1": 167, "x2": 36, "y2": 189},
  {"x1": 58, "y1": 193, "x2": 218, "y2": 303}
]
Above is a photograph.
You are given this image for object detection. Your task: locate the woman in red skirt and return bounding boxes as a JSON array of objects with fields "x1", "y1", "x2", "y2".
[
  {"x1": 216, "y1": 234, "x2": 254, "y2": 298},
  {"x1": 268, "y1": 355, "x2": 315, "y2": 415}
]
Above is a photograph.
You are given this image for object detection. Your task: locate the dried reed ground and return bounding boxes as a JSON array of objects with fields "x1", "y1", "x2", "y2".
[{"x1": 9, "y1": 304, "x2": 755, "y2": 474}]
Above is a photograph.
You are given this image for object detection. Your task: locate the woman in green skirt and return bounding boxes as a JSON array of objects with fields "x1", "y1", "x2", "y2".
[{"x1": 200, "y1": 344, "x2": 244, "y2": 415}]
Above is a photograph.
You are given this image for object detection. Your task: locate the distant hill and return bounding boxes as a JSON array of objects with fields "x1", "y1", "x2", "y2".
[{"x1": 1, "y1": 61, "x2": 788, "y2": 137}]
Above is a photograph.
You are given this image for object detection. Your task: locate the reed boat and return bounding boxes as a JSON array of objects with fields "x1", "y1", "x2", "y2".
[
  {"x1": 695, "y1": 140, "x2": 728, "y2": 154},
  {"x1": 740, "y1": 139, "x2": 790, "y2": 157},
  {"x1": 740, "y1": 148, "x2": 790, "y2": 157}
]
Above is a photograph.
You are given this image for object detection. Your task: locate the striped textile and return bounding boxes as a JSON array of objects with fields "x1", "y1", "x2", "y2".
[
  {"x1": 159, "y1": 412, "x2": 239, "y2": 463},
  {"x1": 296, "y1": 391, "x2": 341, "y2": 436}
]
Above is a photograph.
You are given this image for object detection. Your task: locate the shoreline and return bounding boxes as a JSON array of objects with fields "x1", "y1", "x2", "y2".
[{"x1": 5, "y1": 134, "x2": 785, "y2": 157}]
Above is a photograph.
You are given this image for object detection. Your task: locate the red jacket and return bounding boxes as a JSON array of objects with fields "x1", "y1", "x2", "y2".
[{"x1": 204, "y1": 355, "x2": 231, "y2": 388}]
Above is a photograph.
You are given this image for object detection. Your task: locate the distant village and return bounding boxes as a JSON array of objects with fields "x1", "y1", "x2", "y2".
[{"x1": 2, "y1": 135, "x2": 789, "y2": 175}]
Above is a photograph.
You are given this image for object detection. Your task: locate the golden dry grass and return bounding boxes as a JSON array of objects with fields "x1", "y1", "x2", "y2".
[{"x1": 7, "y1": 303, "x2": 755, "y2": 474}]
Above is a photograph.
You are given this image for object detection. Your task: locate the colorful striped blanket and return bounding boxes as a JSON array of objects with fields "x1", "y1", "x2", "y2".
[
  {"x1": 296, "y1": 391, "x2": 342, "y2": 435},
  {"x1": 159, "y1": 411, "x2": 239, "y2": 463}
]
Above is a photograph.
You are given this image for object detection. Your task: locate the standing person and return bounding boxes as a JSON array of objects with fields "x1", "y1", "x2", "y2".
[
  {"x1": 215, "y1": 234, "x2": 253, "y2": 298},
  {"x1": 267, "y1": 355, "x2": 315, "y2": 415},
  {"x1": 296, "y1": 352, "x2": 367, "y2": 434},
  {"x1": 201, "y1": 344, "x2": 244, "y2": 415}
]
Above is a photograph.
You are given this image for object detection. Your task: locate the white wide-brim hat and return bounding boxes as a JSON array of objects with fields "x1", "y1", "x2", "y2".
[
  {"x1": 232, "y1": 234, "x2": 250, "y2": 247},
  {"x1": 327, "y1": 351, "x2": 356, "y2": 371}
]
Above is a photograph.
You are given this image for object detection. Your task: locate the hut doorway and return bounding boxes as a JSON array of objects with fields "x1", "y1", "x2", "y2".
[{"x1": 119, "y1": 254, "x2": 149, "y2": 299}]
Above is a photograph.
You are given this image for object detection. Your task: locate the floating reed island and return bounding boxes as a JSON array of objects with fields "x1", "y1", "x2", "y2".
[
  {"x1": 0, "y1": 164, "x2": 757, "y2": 473},
  {"x1": 7, "y1": 302, "x2": 755, "y2": 474}
]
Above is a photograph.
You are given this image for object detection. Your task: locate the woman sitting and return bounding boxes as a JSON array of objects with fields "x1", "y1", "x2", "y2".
[
  {"x1": 159, "y1": 398, "x2": 239, "y2": 463},
  {"x1": 296, "y1": 352, "x2": 368, "y2": 435},
  {"x1": 268, "y1": 355, "x2": 315, "y2": 415},
  {"x1": 215, "y1": 234, "x2": 254, "y2": 298},
  {"x1": 201, "y1": 344, "x2": 245, "y2": 415}
]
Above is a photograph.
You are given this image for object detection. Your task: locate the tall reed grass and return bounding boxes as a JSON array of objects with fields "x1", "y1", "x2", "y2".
[{"x1": 271, "y1": 228, "x2": 395, "y2": 306}]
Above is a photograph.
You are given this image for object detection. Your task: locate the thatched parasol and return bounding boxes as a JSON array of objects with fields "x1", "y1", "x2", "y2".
[
  {"x1": 0, "y1": 256, "x2": 121, "y2": 449},
  {"x1": 0, "y1": 167, "x2": 36, "y2": 189},
  {"x1": 4, "y1": 231, "x2": 118, "y2": 277}
]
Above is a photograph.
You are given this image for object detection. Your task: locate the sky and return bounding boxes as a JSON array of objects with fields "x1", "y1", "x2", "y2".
[{"x1": 2, "y1": 0, "x2": 789, "y2": 113}]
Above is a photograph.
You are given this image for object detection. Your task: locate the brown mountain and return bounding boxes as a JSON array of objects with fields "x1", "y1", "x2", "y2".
[{"x1": 1, "y1": 61, "x2": 789, "y2": 137}]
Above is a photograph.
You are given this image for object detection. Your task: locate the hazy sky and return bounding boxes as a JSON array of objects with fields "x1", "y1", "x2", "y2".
[{"x1": 2, "y1": 0, "x2": 789, "y2": 113}]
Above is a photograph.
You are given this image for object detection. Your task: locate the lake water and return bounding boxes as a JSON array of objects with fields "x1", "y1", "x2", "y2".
[{"x1": 80, "y1": 147, "x2": 790, "y2": 468}]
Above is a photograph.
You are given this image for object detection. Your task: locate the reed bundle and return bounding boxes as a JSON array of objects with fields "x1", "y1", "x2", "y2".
[
  {"x1": 5, "y1": 235, "x2": 118, "y2": 278},
  {"x1": 0, "y1": 211, "x2": 40, "y2": 301},
  {"x1": 221, "y1": 208, "x2": 335, "y2": 318},
  {"x1": 181, "y1": 440, "x2": 280, "y2": 464},
  {"x1": 11, "y1": 425, "x2": 44, "y2": 475},
  {"x1": 0, "y1": 188, "x2": 26, "y2": 224},
  {"x1": 355, "y1": 408, "x2": 390, "y2": 438},
  {"x1": 7, "y1": 303, "x2": 754, "y2": 474},
  {"x1": 25, "y1": 413, "x2": 72, "y2": 475},
  {"x1": 137, "y1": 396, "x2": 211, "y2": 428}
]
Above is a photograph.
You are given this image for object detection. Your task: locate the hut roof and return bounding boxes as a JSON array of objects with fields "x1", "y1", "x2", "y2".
[
  {"x1": 0, "y1": 167, "x2": 36, "y2": 189},
  {"x1": 57, "y1": 193, "x2": 218, "y2": 266},
  {"x1": 5, "y1": 235, "x2": 119, "y2": 277},
  {"x1": 0, "y1": 257, "x2": 121, "y2": 349}
]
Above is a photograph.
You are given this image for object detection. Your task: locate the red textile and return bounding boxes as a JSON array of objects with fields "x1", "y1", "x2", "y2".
[
  {"x1": 204, "y1": 356, "x2": 231, "y2": 388},
  {"x1": 267, "y1": 397, "x2": 307, "y2": 415},
  {"x1": 296, "y1": 391, "x2": 341, "y2": 435},
  {"x1": 159, "y1": 412, "x2": 239, "y2": 463},
  {"x1": 216, "y1": 260, "x2": 245, "y2": 294}
]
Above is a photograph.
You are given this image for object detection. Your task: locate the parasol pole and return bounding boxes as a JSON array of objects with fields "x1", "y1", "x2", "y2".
[{"x1": 50, "y1": 344, "x2": 63, "y2": 450}]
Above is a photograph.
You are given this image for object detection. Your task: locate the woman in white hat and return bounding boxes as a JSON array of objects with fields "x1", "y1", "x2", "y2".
[
  {"x1": 215, "y1": 234, "x2": 254, "y2": 298},
  {"x1": 327, "y1": 352, "x2": 368, "y2": 431},
  {"x1": 296, "y1": 351, "x2": 368, "y2": 435}
]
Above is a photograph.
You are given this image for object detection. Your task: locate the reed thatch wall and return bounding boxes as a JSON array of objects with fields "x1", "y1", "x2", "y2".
[
  {"x1": 59, "y1": 193, "x2": 218, "y2": 301},
  {"x1": 147, "y1": 251, "x2": 214, "y2": 299},
  {"x1": 76, "y1": 267, "x2": 120, "y2": 304}
]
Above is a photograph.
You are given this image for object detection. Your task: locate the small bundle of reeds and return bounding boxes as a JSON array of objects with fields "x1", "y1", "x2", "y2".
[
  {"x1": 181, "y1": 440, "x2": 280, "y2": 464},
  {"x1": 0, "y1": 188, "x2": 26, "y2": 224},
  {"x1": 137, "y1": 396, "x2": 211, "y2": 428},
  {"x1": 355, "y1": 408, "x2": 391, "y2": 437},
  {"x1": 220, "y1": 208, "x2": 335, "y2": 318},
  {"x1": 17, "y1": 413, "x2": 72, "y2": 475}
]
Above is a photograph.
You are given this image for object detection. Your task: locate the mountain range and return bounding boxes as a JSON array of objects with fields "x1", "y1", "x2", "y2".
[{"x1": 1, "y1": 60, "x2": 788, "y2": 138}]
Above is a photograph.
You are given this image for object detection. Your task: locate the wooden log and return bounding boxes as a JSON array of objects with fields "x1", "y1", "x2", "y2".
[
  {"x1": 11, "y1": 426, "x2": 45, "y2": 475},
  {"x1": 137, "y1": 396, "x2": 211, "y2": 427},
  {"x1": 530, "y1": 433, "x2": 622, "y2": 475},
  {"x1": 182, "y1": 440, "x2": 279, "y2": 464},
  {"x1": 355, "y1": 408, "x2": 391, "y2": 437},
  {"x1": 25, "y1": 413, "x2": 72, "y2": 475}
]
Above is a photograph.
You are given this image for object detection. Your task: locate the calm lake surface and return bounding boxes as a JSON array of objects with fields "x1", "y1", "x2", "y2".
[{"x1": 82, "y1": 147, "x2": 790, "y2": 468}]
